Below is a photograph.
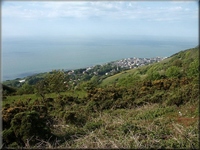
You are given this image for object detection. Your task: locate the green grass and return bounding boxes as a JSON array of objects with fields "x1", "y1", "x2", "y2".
[
  {"x1": 3, "y1": 90, "x2": 87, "y2": 107},
  {"x1": 100, "y1": 57, "x2": 172, "y2": 87},
  {"x1": 3, "y1": 94, "x2": 38, "y2": 107},
  {"x1": 100, "y1": 46, "x2": 198, "y2": 88},
  {"x1": 100, "y1": 66, "x2": 145, "y2": 86},
  {"x1": 100, "y1": 69, "x2": 135, "y2": 86}
]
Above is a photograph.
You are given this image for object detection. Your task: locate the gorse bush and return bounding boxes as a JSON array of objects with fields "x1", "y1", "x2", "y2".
[
  {"x1": 2, "y1": 106, "x2": 26, "y2": 129},
  {"x1": 64, "y1": 111, "x2": 88, "y2": 126},
  {"x1": 3, "y1": 110, "x2": 52, "y2": 147},
  {"x1": 10, "y1": 111, "x2": 51, "y2": 146}
]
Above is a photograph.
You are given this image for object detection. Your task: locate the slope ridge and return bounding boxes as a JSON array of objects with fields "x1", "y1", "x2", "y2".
[{"x1": 101, "y1": 47, "x2": 198, "y2": 87}]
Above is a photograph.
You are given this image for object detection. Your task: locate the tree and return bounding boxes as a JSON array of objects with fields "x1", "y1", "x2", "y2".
[
  {"x1": 46, "y1": 70, "x2": 67, "y2": 95},
  {"x1": 17, "y1": 83, "x2": 34, "y2": 95},
  {"x1": 35, "y1": 79, "x2": 49, "y2": 100},
  {"x1": 80, "y1": 75, "x2": 99, "y2": 91},
  {"x1": 35, "y1": 70, "x2": 67, "y2": 98}
]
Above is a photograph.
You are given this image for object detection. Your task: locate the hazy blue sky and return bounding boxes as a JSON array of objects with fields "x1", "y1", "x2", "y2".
[{"x1": 2, "y1": 1, "x2": 198, "y2": 41}]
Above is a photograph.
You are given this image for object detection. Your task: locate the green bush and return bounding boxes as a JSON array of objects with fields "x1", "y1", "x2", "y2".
[
  {"x1": 187, "y1": 59, "x2": 199, "y2": 77},
  {"x1": 16, "y1": 83, "x2": 34, "y2": 95},
  {"x1": 7, "y1": 142, "x2": 19, "y2": 148},
  {"x1": 64, "y1": 111, "x2": 87, "y2": 126},
  {"x1": 146, "y1": 69, "x2": 161, "y2": 81},
  {"x1": 3, "y1": 128, "x2": 16, "y2": 144},
  {"x1": 30, "y1": 105, "x2": 48, "y2": 119},
  {"x1": 2, "y1": 106, "x2": 26, "y2": 129},
  {"x1": 166, "y1": 66, "x2": 181, "y2": 78},
  {"x1": 172, "y1": 59, "x2": 182, "y2": 67},
  {"x1": 149, "y1": 91, "x2": 164, "y2": 103},
  {"x1": 11, "y1": 111, "x2": 51, "y2": 146}
]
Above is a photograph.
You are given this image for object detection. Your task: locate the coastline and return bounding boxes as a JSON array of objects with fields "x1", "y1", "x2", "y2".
[{"x1": 2, "y1": 56, "x2": 166, "y2": 82}]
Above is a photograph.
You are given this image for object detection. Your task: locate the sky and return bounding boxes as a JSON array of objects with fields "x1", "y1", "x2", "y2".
[{"x1": 1, "y1": 1, "x2": 199, "y2": 41}]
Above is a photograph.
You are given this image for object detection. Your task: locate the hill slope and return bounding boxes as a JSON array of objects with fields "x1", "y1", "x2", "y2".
[
  {"x1": 2, "y1": 47, "x2": 199, "y2": 149},
  {"x1": 101, "y1": 47, "x2": 198, "y2": 87}
]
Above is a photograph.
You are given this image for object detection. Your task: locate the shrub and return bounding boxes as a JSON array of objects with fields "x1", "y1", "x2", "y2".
[
  {"x1": 172, "y1": 59, "x2": 182, "y2": 67},
  {"x1": 3, "y1": 128, "x2": 16, "y2": 144},
  {"x1": 10, "y1": 111, "x2": 51, "y2": 146},
  {"x1": 2, "y1": 106, "x2": 26, "y2": 129},
  {"x1": 166, "y1": 66, "x2": 181, "y2": 78},
  {"x1": 16, "y1": 83, "x2": 34, "y2": 95},
  {"x1": 149, "y1": 91, "x2": 164, "y2": 103},
  {"x1": 64, "y1": 111, "x2": 87, "y2": 126},
  {"x1": 146, "y1": 69, "x2": 161, "y2": 81},
  {"x1": 187, "y1": 59, "x2": 199, "y2": 77},
  {"x1": 31, "y1": 105, "x2": 48, "y2": 117}
]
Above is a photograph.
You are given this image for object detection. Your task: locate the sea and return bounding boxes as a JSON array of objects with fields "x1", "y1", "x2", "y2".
[{"x1": 2, "y1": 36, "x2": 198, "y2": 81}]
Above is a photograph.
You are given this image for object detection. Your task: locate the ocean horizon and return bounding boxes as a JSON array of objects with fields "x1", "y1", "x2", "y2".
[{"x1": 2, "y1": 36, "x2": 198, "y2": 81}]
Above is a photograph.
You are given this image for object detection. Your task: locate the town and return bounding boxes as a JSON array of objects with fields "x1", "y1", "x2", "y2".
[
  {"x1": 68, "y1": 56, "x2": 167, "y2": 76},
  {"x1": 112, "y1": 56, "x2": 167, "y2": 69},
  {"x1": 65, "y1": 56, "x2": 167, "y2": 88},
  {"x1": 6, "y1": 56, "x2": 167, "y2": 88}
]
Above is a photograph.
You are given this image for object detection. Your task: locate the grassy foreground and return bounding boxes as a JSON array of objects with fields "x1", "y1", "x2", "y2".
[
  {"x1": 2, "y1": 86, "x2": 199, "y2": 149},
  {"x1": 55, "y1": 102, "x2": 198, "y2": 149}
]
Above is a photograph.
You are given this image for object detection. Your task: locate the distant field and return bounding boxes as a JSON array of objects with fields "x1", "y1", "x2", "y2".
[{"x1": 100, "y1": 69, "x2": 136, "y2": 86}]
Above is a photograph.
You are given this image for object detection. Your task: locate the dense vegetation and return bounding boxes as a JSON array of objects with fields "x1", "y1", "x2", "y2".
[{"x1": 1, "y1": 47, "x2": 199, "y2": 149}]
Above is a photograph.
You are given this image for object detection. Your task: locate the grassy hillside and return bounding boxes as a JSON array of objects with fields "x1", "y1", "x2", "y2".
[
  {"x1": 101, "y1": 47, "x2": 198, "y2": 87},
  {"x1": 2, "y1": 47, "x2": 199, "y2": 149}
]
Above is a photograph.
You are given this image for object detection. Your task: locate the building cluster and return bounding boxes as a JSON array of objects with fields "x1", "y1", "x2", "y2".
[
  {"x1": 67, "y1": 56, "x2": 167, "y2": 77},
  {"x1": 112, "y1": 57, "x2": 167, "y2": 69}
]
